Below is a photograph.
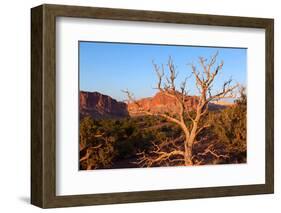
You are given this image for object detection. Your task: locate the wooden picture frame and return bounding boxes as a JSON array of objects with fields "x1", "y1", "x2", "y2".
[{"x1": 31, "y1": 4, "x2": 274, "y2": 208}]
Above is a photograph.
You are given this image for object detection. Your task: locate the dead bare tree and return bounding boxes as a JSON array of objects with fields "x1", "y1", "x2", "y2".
[{"x1": 123, "y1": 52, "x2": 238, "y2": 166}]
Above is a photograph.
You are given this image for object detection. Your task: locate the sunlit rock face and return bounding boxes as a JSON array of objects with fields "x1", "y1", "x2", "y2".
[{"x1": 80, "y1": 91, "x2": 129, "y2": 119}]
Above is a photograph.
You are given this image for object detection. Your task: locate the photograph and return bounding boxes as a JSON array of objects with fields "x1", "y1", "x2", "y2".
[{"x1": 79, "y1": 41, "x2": 247, "y2": 170}]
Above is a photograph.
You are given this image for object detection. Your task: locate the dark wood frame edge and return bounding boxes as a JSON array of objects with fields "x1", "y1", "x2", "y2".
[{"x1": 31, "y1": 4, "x2": 274, "y2": 208}]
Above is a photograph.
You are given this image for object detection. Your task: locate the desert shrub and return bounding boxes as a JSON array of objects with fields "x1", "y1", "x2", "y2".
[
  {"x1": 115, "y1": 139, "x2": 135, "y2": 159},
  {"x1": 79, "y1": 116, "x2": 97, "y2": 150},
  {"x1": 80, "y1": 136, "x2": 116, "y2": 170},
  {"x1": 207, "y1": 88, "x2": 247, "y2": 163},
  {"x1": 79, "y1": 117, "x2": 117, "y2": 169},
  {"x1": 130, "y1": 131, "x2": 153, "y2": 151},
  {"x1": 80, "y1": 114, "x2": 192, "y2": 168}
]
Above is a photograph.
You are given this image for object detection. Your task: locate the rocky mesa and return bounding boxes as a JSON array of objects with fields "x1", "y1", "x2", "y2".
[
  {"x1": 127, "y1": 92, "x2": 199, "y2": 116},
  {"x1": 80, "y1": 91, "x2": 129, "y2": 119},
  {"x1": 80, "y1": 91, "x2": 233, "y2": 119}
]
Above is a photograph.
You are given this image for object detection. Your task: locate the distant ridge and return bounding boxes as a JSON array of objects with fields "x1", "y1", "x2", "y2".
[
  {"x1": 80, "y1": 91, "x2": 129, "y2": 119},
  {"x1": 127, "y1": 92, "x2": 232, "y2": 116},
  {"x1": 79, "y1": 91, "x2": 233, "y2": 119}
]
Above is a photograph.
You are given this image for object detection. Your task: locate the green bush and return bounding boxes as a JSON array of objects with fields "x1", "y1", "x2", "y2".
[
  {"x1": 79, "y1": 117, "x2": 117, "y2": 169},
  {"x1": 207, "y1": 88, "x2": 247, "y2": 162}
]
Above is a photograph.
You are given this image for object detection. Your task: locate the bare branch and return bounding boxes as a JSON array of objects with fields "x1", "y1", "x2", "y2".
[
  {"x1": 80, "y1": 144, "x2": 102, "y2": 162},
  {"x1": 195, "y1": 124, "x2": 210, "y2": 136},
  {"x1": 195, "y1": 144, "x2": 229, "y2": 161},
  {"x1": 167, "y1": 56, "x2": 178, "y2": 90},
  {"x1": 200, "y1": 103, "x2": 209, "y2": 117},
  {"x1": 206, "y1": 60, "x2": 224, "y2": 88},
  {"x1": 207, "y1": 51, "x2": 218, "y2": 74},
  {"x1": 185, "y1": 110, "x2": 195, "y2": 123},
  {"x1": 208, "y1": 78, "x2": 238, "y2": 101},
  {"x1": 190, "y1": 63, "x2": 203, "y2": 89},
  {"x1": 152, "y1": 61, "x2": 165, "y2": 90},
  {"x1": 135, "y1": 138, "x2": 185, "y2": 167},
  {"x1": 180, "y1": 77, "x2": 188, "y2": 96},
  {"x1": 199, "y1": 56, "x2": 208, "y2": 81}
]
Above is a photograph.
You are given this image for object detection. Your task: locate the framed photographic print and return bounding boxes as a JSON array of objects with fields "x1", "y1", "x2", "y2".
[{"x1": 31, "y1": 4, "x2": 274, "y2": 208}]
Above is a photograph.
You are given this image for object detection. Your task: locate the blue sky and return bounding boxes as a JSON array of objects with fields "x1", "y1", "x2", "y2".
[{"x1": 79, "y1": 41, "x2": 247, "y2": 102}]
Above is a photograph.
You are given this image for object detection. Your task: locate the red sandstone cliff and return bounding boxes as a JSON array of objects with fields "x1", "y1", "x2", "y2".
[
  {"x1": 80, "y1": 91, "x2": 232, "y2": 119},
  {"x1": 80, "y1": 91, "x2": 129, "y2": 119},
  {"x1": 127, "y1": 92, "x2": 199, "y2": 116}
]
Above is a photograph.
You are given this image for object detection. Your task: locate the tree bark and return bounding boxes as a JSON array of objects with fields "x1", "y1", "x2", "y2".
[{"x1": 184, "y1": 140, "x2": 193, "y2": 166}]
